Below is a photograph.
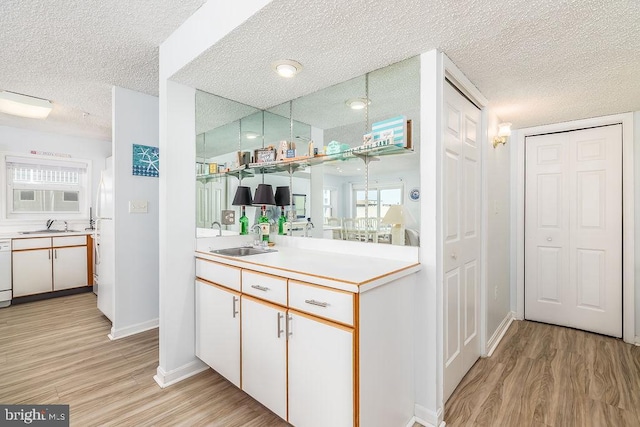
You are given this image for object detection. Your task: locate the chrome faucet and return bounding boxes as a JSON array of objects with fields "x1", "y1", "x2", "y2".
[
  {"x1": 210, "y1": 221, "x2": 222, "y2": 237},
  {"x1": 304, "y1": 218, "x2": 314, "y2": 237},
  {"x1": 46, "y1": 219, "x2": 54, "y2": 230},
  {"x1": 63, "y1": 221, "x2": 68, "y2": 232},
  {"x1": 250, "y1": 224, "x2": 262, "y2": 246}
]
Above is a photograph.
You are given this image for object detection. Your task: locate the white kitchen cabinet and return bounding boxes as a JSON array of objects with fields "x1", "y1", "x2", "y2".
[
  {"x1": 195, "y1": 279, "x2": 240, "y2": 387},
  {"x1": 288, "y1": 311, "x2": 354, "y2": 427},
  {"x1": 12, "y1": 249, "x2": 53, "y2": 297},
  {"x1": 12, "y1": 235, "x2": 89, "y2": 297},
  {"x1": 53, "y1": 246, "x2": 88, "y2": 291},
  {"x1": 241, "y1": 296, "x2": 287, "y2": 420}
]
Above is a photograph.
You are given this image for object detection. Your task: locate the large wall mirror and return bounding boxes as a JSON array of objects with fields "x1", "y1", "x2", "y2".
[{"x1": 196, "y1": 56, "x2": 420, "y2": 245}]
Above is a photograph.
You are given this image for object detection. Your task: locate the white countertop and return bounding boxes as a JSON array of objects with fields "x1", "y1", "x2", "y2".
[
  {"x1": 0, "y1": 230, "x2": 94, "y2": 239},
  {"x1": 196, "y1": 244, "x2": 420, "y2": 293}
]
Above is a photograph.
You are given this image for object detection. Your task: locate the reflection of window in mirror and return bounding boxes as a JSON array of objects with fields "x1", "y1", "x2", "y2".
[
  {"x1": 293, "y1": 194, "x2": 306, "y2": 219},
  {"x1": 323, "y1": 188, "x2": 336, "y2": 218},
  {"x1": 352, "y1": 183, "x2": 403, "y2": 219}
]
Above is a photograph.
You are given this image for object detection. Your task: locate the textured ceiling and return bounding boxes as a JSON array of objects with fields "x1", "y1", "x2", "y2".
[
  {"x1": 2, "y1": 0, "x2": 639, "y2": 142},
  {"x1": 0, "y1": 0, "x2": 206, "y2": 141},
  {"x1": 176, "y1": 0, "x2": 640, "y2": 130}
]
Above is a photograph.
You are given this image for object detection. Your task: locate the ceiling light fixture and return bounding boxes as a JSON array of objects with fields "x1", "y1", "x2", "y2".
[
  {"x1": 0, "y1": 91, "x2": 53, "y2": 119},
  {"x1": 272, "y1": 60, "x2": 303, "y2": 78},
  {"x1": 346, "y1": 98, "x2": 370, "y2": 110},
  {"x1": 244, "y1": 132, "x2": 260, "y2": 139}
]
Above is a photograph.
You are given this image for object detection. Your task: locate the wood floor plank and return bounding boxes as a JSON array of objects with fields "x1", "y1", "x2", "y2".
[
  {"x1": 446, "y1": 320, "x2": 640, "y2": 427},
  {"x1": 0, "y1": 293, "x2": 287, "y2": 426}
]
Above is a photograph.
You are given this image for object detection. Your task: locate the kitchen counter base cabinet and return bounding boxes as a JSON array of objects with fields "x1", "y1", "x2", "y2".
[
  {"x1": 53, "y1": 246, "x2": 88, "y2": 291},
  {"x1": 195, "y1": 254, "x2": 417, "y2": 427},
  {"x1": 241, "y1": 296, "x2": 287, "y2": 420},
  {"x1": 288, "y1": 310, "x2": 354, "y2": 427},
  {"x1": 195, "y1": 279, "x2": 240, "y2": 388}
]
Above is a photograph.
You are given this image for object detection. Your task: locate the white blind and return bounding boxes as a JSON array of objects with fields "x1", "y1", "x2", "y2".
[{"x1": 6, "y1": 157, "x2": 86, "y2": 185}]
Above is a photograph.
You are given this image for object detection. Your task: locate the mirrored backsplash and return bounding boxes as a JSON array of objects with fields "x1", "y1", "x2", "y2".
[{"x1": 195, "y1": 56, "x2": 420, "y2": 246}]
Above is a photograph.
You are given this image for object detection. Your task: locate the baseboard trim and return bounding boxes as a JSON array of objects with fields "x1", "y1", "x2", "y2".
[
  {"x1": 414, "y1": 404, "x2": 445, "y2": 427},
  {"x1": 635, "y1": 336, "x2": 640, "y2": 346},
  {"x1": 153, "y1": 359, "x2": 208, "y2": 388},
  {"x1": 108, "y1": 318, "x2": 159, "y2": 340},
  {"x1": 486, "y1": 311, "x2": 516, "y2": 357}
]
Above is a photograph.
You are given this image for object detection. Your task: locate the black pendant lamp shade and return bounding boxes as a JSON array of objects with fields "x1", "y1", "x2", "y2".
[
  {"x1": 232, "y1": 186, "x2": 253, "y2": 206},
  {"x1": 274, "y1": 186, "x2": 291, "y2": 207},
  {"x1": 253, "y1": 183, "x2": 276, "y2": 206}
]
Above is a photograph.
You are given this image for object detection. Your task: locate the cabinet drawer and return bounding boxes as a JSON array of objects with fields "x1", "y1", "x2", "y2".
[
  {"x1": 53, "y1": 235, "x2": 87, "y2": 247},
  {"x1": 242, "y1": 270, "x2": 287, "y2": 306},
  {"x1": 289, "y1": 281, "x2": 354, "y2": 326},
  {"x1": 196, "y1": 258, "x2": 241, "y2": 291},
  {"x1": 12, "y1": 237, "x2": 51, "y2": 250}
]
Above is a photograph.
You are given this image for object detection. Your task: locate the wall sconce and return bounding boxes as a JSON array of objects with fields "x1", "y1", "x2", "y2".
[{"x1": 492, "y1": 122, "x2": 512, "y2": 148}]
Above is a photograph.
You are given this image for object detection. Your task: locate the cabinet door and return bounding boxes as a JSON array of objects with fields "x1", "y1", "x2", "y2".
[
  {"x1": 241, "y1": 296, "x2": 287, "y2": 420},
  {"x1": 53, "y1": 246, "x2": 88, "y2": 290},
  {"x1": 288, "y1": 311, "x2": 354, "y2": 427},
  {"x1": 195, "y1": 280, "x2": 240, "y2": 387},
  {"x1": 13, "y1": 250, "x2": 53, "y2": 297}
]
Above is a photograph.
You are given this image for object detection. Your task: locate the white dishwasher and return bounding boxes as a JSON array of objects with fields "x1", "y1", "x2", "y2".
[{"x1": 0, "y1": 239, "x2": 11, "y2": 308}]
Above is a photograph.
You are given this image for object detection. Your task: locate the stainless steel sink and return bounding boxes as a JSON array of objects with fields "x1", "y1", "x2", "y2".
[
  {"x1": 20, "y1": 230, "x2": 81, "y2": 234},
  {"x1": 211, "y1": 247, "x2": 277, "y2": 257}
]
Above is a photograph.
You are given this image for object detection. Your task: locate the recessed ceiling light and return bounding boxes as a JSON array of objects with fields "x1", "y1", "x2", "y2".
[
  {"x1": 244, "y1": 132, "x2": 260, "y2": 139},
  {"x1": 0, "y1": 91, "x2": 52, "y2": 119},
  {"x1": 346, "y1": 98, "x2": 370, "y2": 110},
  {"x1": 272, "y1": 60, "x2": 303, "y2": 78}
]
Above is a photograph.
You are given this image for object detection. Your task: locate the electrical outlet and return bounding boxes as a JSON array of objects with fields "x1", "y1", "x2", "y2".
[{"x1": 221, "y1": 210, "x2": 235, "y2": 225}]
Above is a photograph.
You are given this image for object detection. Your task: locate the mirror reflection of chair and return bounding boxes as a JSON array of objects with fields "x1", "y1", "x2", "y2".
[
  {"x1": 326, "y1": 217, "x2": 342, "y2": 239},
  {"x1": 342, "y1": 218, "x2": 358, "y2": 241}
]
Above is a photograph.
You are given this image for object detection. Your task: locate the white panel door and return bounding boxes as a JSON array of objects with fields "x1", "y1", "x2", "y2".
[
  {"x1": 443, "y1": 82, "x2": 481, "y2": 402},
  {"x1": 525, "y1": 125, "x2": 622, "y2": 337},
  {"x1": 53, "y1": 246, "x2": 88, "y2": 290},
  {"x1": 241, "y1": 296, "x2": 287, "y2": 420},
  {"x1": 288, "y1": 312, "x2": 353, "y2": 427},
  {"x1": 195, "y1": 280, "x2": 241, "y2": 387}
]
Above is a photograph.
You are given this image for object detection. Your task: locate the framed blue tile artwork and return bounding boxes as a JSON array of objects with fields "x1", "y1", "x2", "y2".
[{"x1": 132, "y1": 144, "x2": 159, "y2": 177}]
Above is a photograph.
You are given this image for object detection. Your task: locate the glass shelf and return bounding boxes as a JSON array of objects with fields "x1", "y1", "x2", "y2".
[{"x1": 209, "y1": 144, "x2": 413, "y2": 179}]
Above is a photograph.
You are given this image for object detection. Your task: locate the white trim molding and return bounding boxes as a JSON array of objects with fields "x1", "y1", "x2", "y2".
[
  {"x1": 108, "y1": 318, "x2": 159, "y2": 341},
  {"x1": 415, "y1": 403, "x2": 445, "y2": 427},
  {"x1": 153, "y1": 360, "x2": 208, "y2": 389},
  {"x1": 512, "y1": 112, "x2": 635, "y2": 344},
  {"x1": 485, "y1": 312, "x2": 516, "y2": 357}
]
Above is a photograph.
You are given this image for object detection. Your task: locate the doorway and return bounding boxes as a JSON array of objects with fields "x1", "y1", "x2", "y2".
[{"x1": 524, "y1": 124, "x2": 622, "y2": 337}]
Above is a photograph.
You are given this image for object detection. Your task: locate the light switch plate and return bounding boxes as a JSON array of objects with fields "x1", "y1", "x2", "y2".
[
  {"x1": 221, "y1": 210, "x2": 235, "y2": 225},
  {"x1": 129, "y1": 200, "x2": 148, "y2": 213}
]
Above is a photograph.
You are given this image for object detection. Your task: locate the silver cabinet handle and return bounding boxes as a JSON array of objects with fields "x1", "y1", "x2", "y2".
[
  {"x1": 232, "y1": 296, "x2": 239, "y2": 318},
  {"x1": 54, "y1": 249, "x2": 57, "y2": 259},
  {"x1": 48, "y1": 250, "x2": 51, "y2": 260},
  {"x1": 286, "y1": 314, "x2": 293, "y2": 338},
  {"x1": 304, "y1": 299, "x2": 329, "y2": 308},
  {"x1": 277, "y1": 312, "x2": 284, "y2": 338},
  {"x1": 251, "y1": 284, "x2": 270, "y2": 292}
]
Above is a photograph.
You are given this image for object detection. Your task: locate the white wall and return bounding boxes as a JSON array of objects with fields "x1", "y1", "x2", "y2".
[
  {"x1": 485, "y1": 110, "x2": 511, "y2": 340},
  {"x1": 111, "y1": 87, "x2": 159, "y2": 337},
  {"x1": 0, "y1": 125, "x2": 111, "y2": 231}
]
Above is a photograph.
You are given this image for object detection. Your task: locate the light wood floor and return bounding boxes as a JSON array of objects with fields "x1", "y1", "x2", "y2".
[
  {"x1": 0, "y1": 293, "x2": 287, "y2": 427},
  {"x1": 445, "y1": 320, "x2": 640, "y2": 427}
]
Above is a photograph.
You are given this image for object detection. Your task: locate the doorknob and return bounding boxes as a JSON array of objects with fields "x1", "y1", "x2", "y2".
[
  {"x1": 451, "y1": 252, "x2": 457, "y2": 260},
  {"x1": 547, "y1": 237, "x2": 552, "y2": 242}
]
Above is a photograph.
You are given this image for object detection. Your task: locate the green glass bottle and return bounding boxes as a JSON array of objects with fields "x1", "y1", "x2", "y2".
[
  {"x1": 278, "y1": 207, "x2": 287, "y2": 235},
  {"x1": 239, "y1": 206, "x2": 249, "y2": 235},
  {"x1": 258, "y1": 205, "x2": 270, "y2": 242}
]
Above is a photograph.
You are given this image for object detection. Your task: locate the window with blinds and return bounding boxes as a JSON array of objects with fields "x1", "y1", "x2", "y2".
[{"x1": 5, "y1": 156, "x2": 89, "y2": 216}]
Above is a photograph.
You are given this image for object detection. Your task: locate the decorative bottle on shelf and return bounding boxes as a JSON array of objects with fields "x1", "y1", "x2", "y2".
[
  {"x1": 239, "y1": 206, "x2": 249, "y2": 235},
  {"x1": 278, "y1": 206, "x2": 287, "y2": 235},
  {"x1": 258, "y1": 205, "x2": 270, "y2": 242}
]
